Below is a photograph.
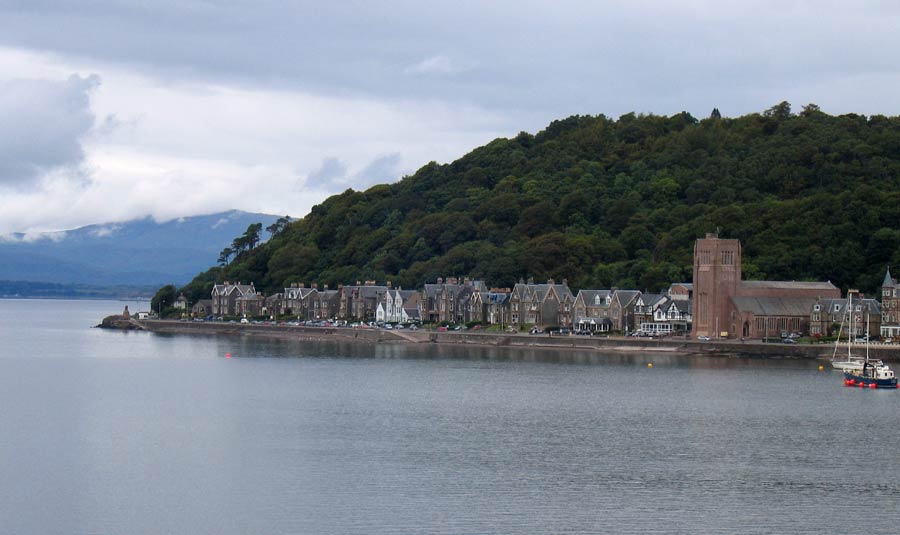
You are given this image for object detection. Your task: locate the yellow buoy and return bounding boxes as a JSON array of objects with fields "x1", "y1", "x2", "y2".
[
  {"x1": 647, "y1": 363, "x2": 653, "y2": 368},
  {"x1": 818, "y1": 365, "x2": 824, "y2": 371}
]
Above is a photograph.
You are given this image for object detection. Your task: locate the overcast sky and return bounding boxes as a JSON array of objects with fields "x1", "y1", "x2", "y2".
[{"x1": 2, "y1": 1, "x2": 900, "y2": 234}]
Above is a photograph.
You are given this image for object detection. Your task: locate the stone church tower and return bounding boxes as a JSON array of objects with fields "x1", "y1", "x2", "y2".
[{"x1": 692, "y1": 233, "x2": 741, "y2": 338}]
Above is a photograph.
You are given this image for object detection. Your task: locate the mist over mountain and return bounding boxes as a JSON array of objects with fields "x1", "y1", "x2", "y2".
[{"x1": 0, "y1": 210, "x2": 280, "y2": 289}]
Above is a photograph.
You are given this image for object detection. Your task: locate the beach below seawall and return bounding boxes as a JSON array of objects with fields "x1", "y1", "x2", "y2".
[{"x1": 104, "y1": 319, "x2": 900, "y2": 362}]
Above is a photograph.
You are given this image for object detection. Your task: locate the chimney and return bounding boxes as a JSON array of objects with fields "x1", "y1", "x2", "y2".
[
  {"x1": 323, "y1": 284, "x2": 328, "y2": 290},
  {"x1": 438, "y1": 277, "x2": 443, "y2": 284},
  {"x1": 311, "y1": 283, "x2": 318, "y2": 289},
  {"x1": 356, "y1": 281, "x2": 362, "y2": 286},
  {"x1": 548, "y1": 278, "x2": 555, "y2": 285},
  {"x1": 527, "y1": 277, "x2": 534, "y2": 284},
  {"x1": 562, "y1": 278, "x2": 568, "y2": 286},
  {"x1": 387, "y1": 281, "x2": 392, "y2": 288},
  {"x1": 338, "y1": 284, "x2": 343, "y2": 290}
]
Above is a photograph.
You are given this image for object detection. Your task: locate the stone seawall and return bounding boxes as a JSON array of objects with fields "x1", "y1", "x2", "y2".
[{"x1": 131, "y1": 320, "x2": 900, "y2": 362}]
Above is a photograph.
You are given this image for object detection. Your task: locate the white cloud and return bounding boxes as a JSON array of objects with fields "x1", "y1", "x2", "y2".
[
  {"x1": 89, "y1": 224, "x2": 120, "y2": 238},
  {"x1": 405, "y1": 55, "x2": 463, "y2": 76}
]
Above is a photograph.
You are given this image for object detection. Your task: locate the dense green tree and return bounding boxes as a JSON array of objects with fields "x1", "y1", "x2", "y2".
[
  {"x1": 151, "y1": 284, "x2": 178, "y2": 316},
  {"x1": 174, "y1": 103, "x2": 900, "y2": 300}
]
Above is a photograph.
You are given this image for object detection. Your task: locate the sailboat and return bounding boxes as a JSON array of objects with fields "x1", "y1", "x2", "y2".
[
  {"x1": 842, "y1": 314, "x2": 898, "y2": 389},
  {"x1": 831, "y1": 293, "x2": 866, "y2": 371}
]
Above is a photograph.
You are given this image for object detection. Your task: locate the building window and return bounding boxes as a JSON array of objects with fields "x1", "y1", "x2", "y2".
[{"x1": 813, "y1": 305, "x2": 820, "y2": 311}]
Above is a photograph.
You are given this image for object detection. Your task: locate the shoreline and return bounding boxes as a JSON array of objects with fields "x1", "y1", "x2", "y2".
[{"x1": 111, "y1": 319, "x2": 900, "y2": 362}]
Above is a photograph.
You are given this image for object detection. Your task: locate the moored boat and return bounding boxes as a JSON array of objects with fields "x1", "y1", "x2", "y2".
[{"x1": 843, "y1": 361, "x2": 898, "y2": 389}]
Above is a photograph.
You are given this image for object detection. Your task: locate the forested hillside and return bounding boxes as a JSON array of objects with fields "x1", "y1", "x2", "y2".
[{"x1": 181, "y1": 102, "x2": 900, "y2": 302}]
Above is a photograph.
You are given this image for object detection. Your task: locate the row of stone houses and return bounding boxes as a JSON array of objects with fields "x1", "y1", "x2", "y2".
[{"x1": 205, "y1": 277, "x2": 694, "y2": 335}]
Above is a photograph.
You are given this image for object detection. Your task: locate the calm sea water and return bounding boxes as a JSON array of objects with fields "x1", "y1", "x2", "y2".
[{"x1": 1, "y1": 299, "x2": 898, "y2": 534}]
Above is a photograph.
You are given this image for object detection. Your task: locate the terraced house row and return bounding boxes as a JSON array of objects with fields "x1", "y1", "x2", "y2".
[{"x1": 203, "y1": 276, "x2": 694, "y2": 335}]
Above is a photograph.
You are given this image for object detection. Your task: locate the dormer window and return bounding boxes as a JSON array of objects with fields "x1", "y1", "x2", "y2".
[
  {"x1": 813, "y1": 305, "x2": 820, "y2": 311},
  {"x1": 856, "y1": 305, "x2": 861, "y2": 312},
  {"x1": 834, "y1": 304, "x2": 841, "y2": 312}
]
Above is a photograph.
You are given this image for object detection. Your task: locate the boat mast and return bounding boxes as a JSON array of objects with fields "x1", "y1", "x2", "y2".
[
  {"x1": 865, "y1": 310, "x2": 870, "y2": 364},
  {"x1": 848, "y1": 292, "x2": 853, "y2": 360}
]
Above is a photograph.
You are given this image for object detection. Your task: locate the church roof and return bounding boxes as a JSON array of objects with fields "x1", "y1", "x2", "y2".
[
  {"x1": 731, "y1": 296, "x2": 818, "y2": 316},
  {"x1": 741, "y1": 280, "x2": 838, "y2": 291}
]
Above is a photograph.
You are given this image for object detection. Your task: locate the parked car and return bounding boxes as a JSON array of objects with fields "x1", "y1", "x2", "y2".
[
  {"x1": 782, "y1": 338, "x2": 797, "y2": 344},
  {"x1": 698, "y1": 335, "x2": 711, "y2": 341}
]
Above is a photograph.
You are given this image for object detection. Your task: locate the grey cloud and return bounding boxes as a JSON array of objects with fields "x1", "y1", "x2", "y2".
[
  {"x1": 0, "y1": 74, "x2": 99, "y2": 187},
  {"x1": 305, "y1": 157, "x2": 348, "y2": 190},
  {"x1": 9, "y1": 1, "x2": 900, "y2": 121},
  {"x1": 3, "y1": 2, "x2": 900, "y2": 141},
  {"x1": 352, "y1": 153, "x2": 402, "y2": 187},
  {"x1": 303, "y1": 153, "x2": 402, "y2": 192}
]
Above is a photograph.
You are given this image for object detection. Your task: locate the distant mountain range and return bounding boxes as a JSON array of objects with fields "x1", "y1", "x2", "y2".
[{"x1": 0, "y1": 210, "x2": 280, "y2": 294}]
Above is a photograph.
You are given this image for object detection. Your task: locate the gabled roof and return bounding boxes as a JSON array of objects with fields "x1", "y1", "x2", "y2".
[
  {"x1": 613, "y1": 290, "x2": 641, "y2": 307},
  {"x1": 398, "y1": 289, "x2": 419, "y2": 300},
  {"x1": 423, "y1": 284, "x2": 442, "y2": 298},
  {"x1": 637, "y1": 293, "x2": 666, "y2": 308},
  {"x1": 576, "y1": 289, "x2": 612, "y2": 307},
  {"x1": 665, "y1": 299, "x2": 691, "y2": 314},
  {"x1": 483, "y1": 292, "x2": 510, "y2": 305},
  {"x1": 213, "y1": 282, "x2": 255, "y2": 296},
  {"x1": 522, "y1": 283, "x2": 573, "y2": 303}
]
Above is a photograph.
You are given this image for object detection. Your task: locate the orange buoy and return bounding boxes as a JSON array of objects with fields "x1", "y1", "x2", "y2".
[{"x1": 225, "y1": 352, "x2": 232, "y2": 358}]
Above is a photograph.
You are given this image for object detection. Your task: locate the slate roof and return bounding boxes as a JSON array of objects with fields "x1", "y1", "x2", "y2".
[
  {"x1": 816, "y1": 298, "x2": 881, "y2": 315},
  {"x1": 576, "y1": 289, "x2": 612, "y2": 306},
  {"x1": 213, "y1": 282, "x2": 255, "y2": 296},
  {"x1": 731, "y1": 296, "x2": 819, "y2": 316},
  {"x1": 613, "y1": 290, "x2": 641, "y2": 307},
  {"x1": 483, "y1": 292, "x2": 510, "y2": 305},
  {"x1": 740, "y1": 280, "x2": 838, "y2": 291},
  {"x1": 884, "y1": 268, "x2": 897, "y2": 288},
  {"x1": 637, "y1": 293, "x2": 666, "y2": 307},
  {"x1": 423, "y1": 284, "x2": 442, "y2": 299},
  {"x1": 398, "y1": 290, "x2": 419, "y2": 300}
]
